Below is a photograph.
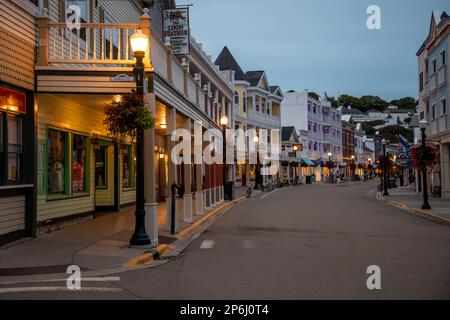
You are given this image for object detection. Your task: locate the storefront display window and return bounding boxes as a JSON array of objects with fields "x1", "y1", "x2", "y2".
[
  {"x1": 72, "y1": 134, "x2": 87, "y2": 193},
  {"x1": 48, "y1": 129, "x2": 67, "y2": 195},
  {"x1": 6, "y1": 115, "x2": 22, "y2": 184},
  {"x1": 122, "y1": 145, "x2": 135, "y2": 189}
]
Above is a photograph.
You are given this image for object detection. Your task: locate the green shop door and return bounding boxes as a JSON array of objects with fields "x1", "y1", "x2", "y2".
[{"x1": 94, "y1": 141, "x2": 119, "y2": 212}]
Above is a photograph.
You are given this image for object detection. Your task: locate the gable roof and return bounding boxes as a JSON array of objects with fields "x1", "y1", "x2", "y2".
[
  {"x1": 215, "y1": 46, "x2": 247, "y2": 81},
  {"x1": 282, "y1": 126, "x2": 298, "y2": 142},
  {"x1": 269, "y1": 85, "x2": 283, "y2": 98},
  {"x1": 245, "y1": 71, "x2": 265, "y2": 87}
]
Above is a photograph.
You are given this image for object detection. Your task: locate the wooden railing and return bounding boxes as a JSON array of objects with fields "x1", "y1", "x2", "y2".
[
  {"x1": 47, "y1": 23, "x2": 139, "y2": 65},
  {"x1": 36, "y1": 8, "x2": 233, "y2": 125}
]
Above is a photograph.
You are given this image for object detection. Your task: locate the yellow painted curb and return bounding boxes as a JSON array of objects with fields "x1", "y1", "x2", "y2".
[
  {"x1": 124, "y1": 244, "x2": 173, "y2": 268},
  {"x1": 410, "y1": 208, "x2": 450, "y2": 226},
  {"x1": 376, "y1": 190, "x2": 450, "y2": 226},
  {"x1": 388, "y1": 200, "x2": 408, "y2": 210},
  {"x1": 177, "y1": 196, "x2": 246, "y2": 239},
  {"x1": 155, "y1": 244, "x2": 171, "y2": 257},
  {"x1": 124, "y1": 252, "x2": 154, "y2": 268}
]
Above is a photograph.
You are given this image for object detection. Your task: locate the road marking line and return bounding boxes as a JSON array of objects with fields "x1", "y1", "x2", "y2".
[
  {"x1": 200, "y1": 240, "x2": 215, "y2": 249},
  {"x1": 0, "y1": 286, "x2": 122, "y2": 294}
]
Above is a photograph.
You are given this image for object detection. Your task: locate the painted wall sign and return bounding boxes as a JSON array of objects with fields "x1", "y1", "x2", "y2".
[
  {"x1": 110, "y1": 74, "x2": 134, "y2": 82},
  {"x1": 163, "y1": 7, "x2": 190, "y2": 55},
  {"x1": 0, "y1": 87, "x2": 26, "y2": 113}
]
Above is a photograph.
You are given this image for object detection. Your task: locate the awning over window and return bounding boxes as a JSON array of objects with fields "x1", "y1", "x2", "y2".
[{"x1": 301, "y1": 158, "x2": 314, "y2": 166}]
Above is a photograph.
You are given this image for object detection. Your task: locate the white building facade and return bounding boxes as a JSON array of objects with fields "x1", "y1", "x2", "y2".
[{"x1": 281, "y1": 90, "x2": 342, "y2": 181}]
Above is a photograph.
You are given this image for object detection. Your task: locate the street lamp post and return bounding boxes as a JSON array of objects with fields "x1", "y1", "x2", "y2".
[
  {"x1": 129, "y1": 29, "x2": 150, "y2": 246},
  {"x1": 351, "y1": 155, "x2": 355, "y2": 181},
  {"x1": 381, "y1": 139, "x2": 389, "y2": 196},
  {"x1": 328, "y1": 152, "x2": 332, "y2": 183},
  {"x1": 420, "y1": 120, "x2": 431, "y2": 210},
  {"x1": 253, "y1": 135, "x2": 260, "y2": 188},
  {"x1": 293, "y1": 145, "x2": 298, "y2": 183},
  {"x1": 220, "y1": 114, "x2": 228, "y2": 199}
]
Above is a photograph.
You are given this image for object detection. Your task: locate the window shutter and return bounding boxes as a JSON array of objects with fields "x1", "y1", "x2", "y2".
[
  {"x1": 99, "y1": 7, "x2": 105, "y2": 23},
  {"x1": 89, "y1": 0, "x2": 94, "y2": 22},
  {"x1": 59, "y1": 0, "x2": 65, "y2": 23}
]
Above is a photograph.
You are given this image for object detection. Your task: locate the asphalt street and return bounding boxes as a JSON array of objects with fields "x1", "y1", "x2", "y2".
[{"x1": 1, "y1": 181, "x2": 450, "y2": 299}]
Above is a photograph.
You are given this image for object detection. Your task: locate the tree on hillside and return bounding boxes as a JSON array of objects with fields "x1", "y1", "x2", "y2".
[
  {"x1": 308, "y1": 91, "x2": 320, "y2": 101},
  {"x1": 390, "y1": 97, "x2": 417, "y2": 110},
  {"x1": 379, "y1": 125, "x2": 413, "y2": 143},
  {"x1": 327, "y1": 96, "x2": 339, "y2": 108},
  {"x1": 338, "y1": 94, "x2": 362, "y2": 109},
  {"x1": 360, "y1": 95, "x2": 388, "y2": 112},
  {"x1": 361, "y1": 120, "x2": 385, "y2": 136}
]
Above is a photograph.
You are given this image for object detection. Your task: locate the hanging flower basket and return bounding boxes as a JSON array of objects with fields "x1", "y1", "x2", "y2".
[
  {"x1": 377, "y1": 155, "x2": 393, "y2": 171},
  {"x1": 103, "y1": 92, "x2": 155, "y2": 143},
  {"x1": 410, "y1": 144, "x2": 439, "y2": 170}
]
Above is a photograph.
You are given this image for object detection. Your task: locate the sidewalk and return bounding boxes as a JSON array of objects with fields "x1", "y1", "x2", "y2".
[
  {"x1": 0, "y1": 195, "x2": 245, "y2": 278},
  {"x1": 377, "y1": 186, "x2": 450, "y2": 225}
]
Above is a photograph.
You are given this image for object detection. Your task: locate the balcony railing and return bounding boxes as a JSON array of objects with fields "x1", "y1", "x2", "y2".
[
  {"x1": 36, "y1": 9, "x2": 232, "y2": 126},
  {"x1": 45, "y1": 23, "x2": 139, "y2": 65},
  {"x1": 248, "y1": 109, "x2": 280, "y2": 127}
]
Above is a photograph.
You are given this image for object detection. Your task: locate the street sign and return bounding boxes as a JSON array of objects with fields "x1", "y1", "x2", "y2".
[{"x1": 110, "y1": 74, "x2": 134, "y2": 82}]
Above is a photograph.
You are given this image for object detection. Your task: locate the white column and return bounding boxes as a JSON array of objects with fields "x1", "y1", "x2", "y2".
[
  {"x1": 183, "y1": 118, "x2": 193, "y2": 222},
  {"x1": 195, "y1": 162, "x2": 204, "y2": 215},
  {"x1": 143, "y1": 91, "x2": 158, "y2": 246}
]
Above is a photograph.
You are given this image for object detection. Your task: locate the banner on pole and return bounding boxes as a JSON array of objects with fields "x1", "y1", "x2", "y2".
[{"x1": 163, "y1": 6, "x2": 190, "y2": 55}]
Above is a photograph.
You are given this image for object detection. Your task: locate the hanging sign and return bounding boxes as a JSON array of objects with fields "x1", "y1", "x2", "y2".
[
  {"x1": 163, "y1": 6, "x2": 190, "y2": 55},
  {"x1": 0, "y1": 87, "x2": 26, "y2": 113}
]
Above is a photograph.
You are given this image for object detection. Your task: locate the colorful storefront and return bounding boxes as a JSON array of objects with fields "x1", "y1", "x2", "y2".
[{"x1": 36, "y1": 93, "x2": 137, "y2": 231}]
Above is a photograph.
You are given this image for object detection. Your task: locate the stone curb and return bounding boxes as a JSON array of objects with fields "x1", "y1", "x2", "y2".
[
  {"x1": 376, "y1": 191, "x2": 450, "y2": 226},
  {"x1": 123, "y1": 195, "x2": 247, "y2": 268}
]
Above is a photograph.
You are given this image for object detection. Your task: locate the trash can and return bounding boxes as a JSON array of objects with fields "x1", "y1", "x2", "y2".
[
  {"x1": 224, "y1": 180, "x2": 235, "y2": 201},
  {"x1": 305, "y1": 175, "x2": 312, "y2": 184}
]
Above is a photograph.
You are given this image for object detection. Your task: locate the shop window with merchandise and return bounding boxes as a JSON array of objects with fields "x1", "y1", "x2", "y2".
[
  {"x1": 0, "y1": 112, "x2": 23, "y2": 185},
  {"x1": 46, "y1": 128, "x2": 89, "y2": 199}
]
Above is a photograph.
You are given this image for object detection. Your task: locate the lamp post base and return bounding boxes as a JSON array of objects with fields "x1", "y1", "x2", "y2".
[
  {"x1": 129, "y1": 208, "x2": 151, "y2": 246},
  {"x1": 421, "y1": 203, "x2": 431, "y2": 210}
]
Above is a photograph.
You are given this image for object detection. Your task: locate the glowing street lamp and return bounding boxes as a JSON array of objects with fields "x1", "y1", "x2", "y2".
[
  {"x1": 381, "y1": 139, "x2": 389, "y2": 196},
  {"x1": 220, "y1": 114, "x2": 229, "y2": 196},
  {"x1": 129, "y1": 29, "x2": 150, "y2": 246},
  {"x1": 130, "y1": 29, "x2": 149, "y2": 55}
]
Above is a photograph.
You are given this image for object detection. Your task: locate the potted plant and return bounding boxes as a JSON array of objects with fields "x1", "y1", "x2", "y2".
[{"x1": 103, "y1": 91, "x2": 155, "y2": 143}]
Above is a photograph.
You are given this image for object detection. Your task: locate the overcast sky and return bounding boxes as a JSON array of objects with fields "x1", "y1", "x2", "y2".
[{"x1": 181, "y1": 0, "x2": 450, "y2": 101}]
